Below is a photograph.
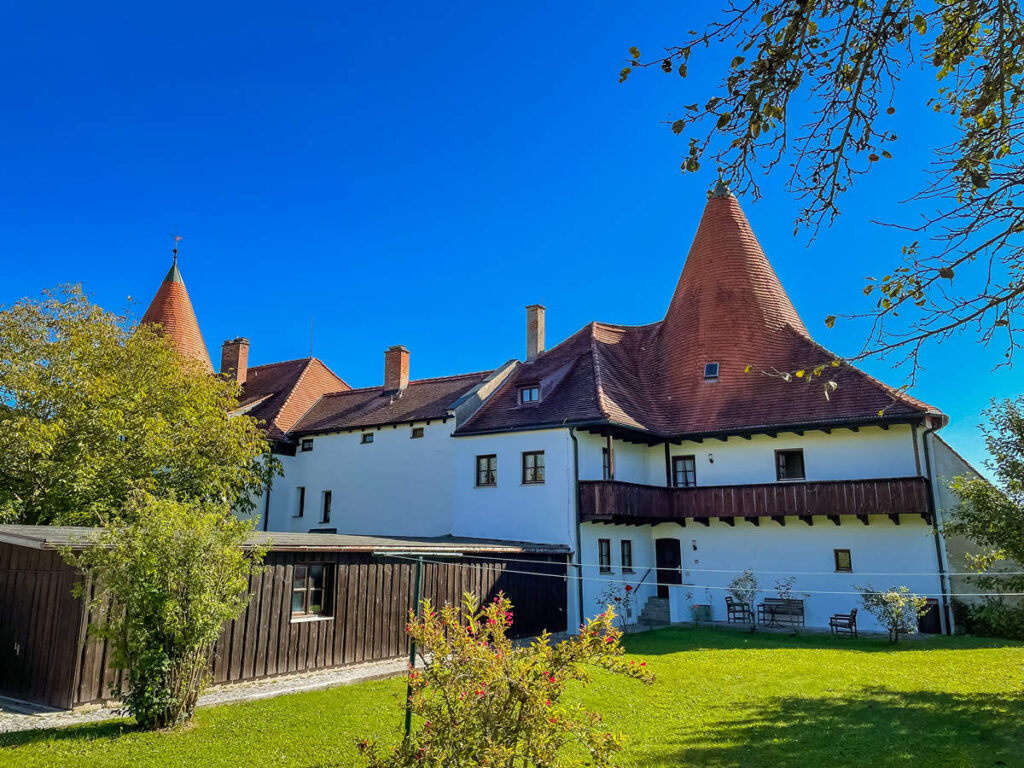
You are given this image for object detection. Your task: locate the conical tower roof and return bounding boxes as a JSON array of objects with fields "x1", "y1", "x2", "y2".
[
  {"x1": 141, "y1": 255, "x2": 213, "y2": 372},
  {"x1": 659, "y1": 183, "x2": 808, "y2": 375},
  {"x1": 647, "y1": 184, "x2": 933, "y2": 434}
]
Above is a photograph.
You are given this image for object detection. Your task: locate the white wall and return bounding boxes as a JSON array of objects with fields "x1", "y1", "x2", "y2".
[
  {"x1": 579, "y1": 523, "x2": 658, "y2": 625},
  {"x1": 451, "y1": 428, "x2": 576, "y2": 547},
  {"x1": 578, "y1": 425, "x2": 920, "y2": 487},
  {"x1": 580, "y1": 516, "x2": 944, "y2": 633},
  {"x1": 266, "y1": 420, "x2": 456, "y2": 537}
]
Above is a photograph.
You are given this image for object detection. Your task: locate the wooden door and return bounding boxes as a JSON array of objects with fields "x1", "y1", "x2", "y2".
[{"x1": 655, "y1": 538, "x2": 682, "y2": 599}]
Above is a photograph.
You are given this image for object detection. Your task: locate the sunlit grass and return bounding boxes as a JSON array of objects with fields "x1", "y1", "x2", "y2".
[{"x1": 1, "y1": 628, "x2": 1021, "y2": 768}]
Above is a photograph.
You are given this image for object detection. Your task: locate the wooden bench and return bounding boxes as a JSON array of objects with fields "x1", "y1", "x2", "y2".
[
  {"x1": 829, "y1": 608, "x2": 858, "y2": 638},
  {"x1": 757, "y1": 598, "x2": 805, "y2": 627},
  {"x1": 725, "y1": 596, "x2": 753, "y2": 624}
]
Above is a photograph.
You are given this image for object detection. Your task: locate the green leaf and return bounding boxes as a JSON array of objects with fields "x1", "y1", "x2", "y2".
[{"x1": 824, "y1": 315, "x2": 836, "y2": 329}]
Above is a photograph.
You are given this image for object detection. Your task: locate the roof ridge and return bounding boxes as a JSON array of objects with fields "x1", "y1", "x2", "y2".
[
  {"x1": 267, "y1": 358, "x2": 315, "y2": 434},
  {"x1": 591, "y1": 319, "x2": 663, "y2": 333},
  {"x1": 587, "y1": 322, "x2": 612, "y2": 420},
  {"x1": 317, "y1": 369, "x2": 493, "y2": 398},
  {"x1": 247, "y1": 357, "x2": 312, "y2": 371}
]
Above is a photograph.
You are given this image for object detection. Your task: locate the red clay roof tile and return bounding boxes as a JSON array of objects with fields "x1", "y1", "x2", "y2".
[
  {"x1": 140, "y1": 260, "x2": 213, "y2": 372},
  {"x1": 457, "y1": 190, "x2": 941, "y2": 438}
]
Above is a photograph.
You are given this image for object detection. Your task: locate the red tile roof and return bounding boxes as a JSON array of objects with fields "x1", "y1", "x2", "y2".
[
  {"x1": 290, "y1": 371, "x2": 494, "y2": 435},
  {"x1": 457, "y1": 190, "x2": 941, "y2": 438},
  {"x1": 238, "y1": 358, "x2": 350, "y2": 440},
  {"x1": 140, "y1": 259, "x2": 213, "y2": 372}
]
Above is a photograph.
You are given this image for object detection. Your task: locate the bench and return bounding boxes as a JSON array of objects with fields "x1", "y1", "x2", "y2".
[
  {"x1": 757, "y1": 598, "x2": 805, "y2": 627},
  {"x1": 725, "y1": 596, "x2": 753, "y2": 624},
  {"x1": 829, "y1": 608, "x2": 858, "y2": 638}
]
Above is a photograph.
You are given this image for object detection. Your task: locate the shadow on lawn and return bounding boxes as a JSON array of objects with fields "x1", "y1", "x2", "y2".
[
  {"x1": 0, "y1": 718, "x2": 138, "y2": 749},
  {"x1": 639, "y1": 688, "x2": 1024, "y2": 768},
  {"x1": 622, "y1": 626, "x2": 1023, "y2": 655}
]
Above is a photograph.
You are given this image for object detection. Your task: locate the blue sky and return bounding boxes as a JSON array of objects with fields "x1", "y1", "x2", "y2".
[{"x1": 1, "y1": 1, "x2": 1016, "y2": 473}]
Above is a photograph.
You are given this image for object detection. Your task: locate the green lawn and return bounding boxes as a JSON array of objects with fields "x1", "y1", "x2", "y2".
[{"x1": 2, "y1": 628, "x2": 1022, "y2": 767}]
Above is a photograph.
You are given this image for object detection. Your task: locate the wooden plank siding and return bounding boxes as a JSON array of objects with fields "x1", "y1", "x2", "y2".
[
  {"x1": 0, "y1": 546, "x2": 567, "y2": 709},
  {"x1": 579, "y1": 477, "x2": 930, "y2": 525},
  {"x1": 0, "y1": 543, "x2": 84, "y2": 709}
]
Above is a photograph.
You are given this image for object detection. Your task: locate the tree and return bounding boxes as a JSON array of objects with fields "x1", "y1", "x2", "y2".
[
  {"x1": 856, "y1": 585, "x2": 929, "y2": 642},
  {"x1": 947, "y1": 396, "x2": 1024, "y2": 594},
  {"x1": 0, "y1": 285, "x2": 276, "y2": 525},
  {"x1": 64, "y1": 493, "x2": 266, "y2": 729},
  {"x1": 622, "y1": 1, "x2": 1024, "y2": 376},
  {"x1": 357, "y1": 594, "x2": 655, "y2": 768}
]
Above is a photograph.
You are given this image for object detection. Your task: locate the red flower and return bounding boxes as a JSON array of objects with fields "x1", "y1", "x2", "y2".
[{"x1": 625, "y1": 585, "x2": 633, "y2": 592}]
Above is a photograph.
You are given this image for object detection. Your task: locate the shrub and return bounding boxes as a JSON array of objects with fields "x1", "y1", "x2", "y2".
[
  {"x1": 65, "y1": 493, "x2": 265, "y2": 729},
  {"x1": 727, "y1": 569, "x2": 759, "y2": 607},
  {"x1": 594, "y1": 583, "x2": 636, "y2": 629},
  {"x1": 953, "y1": 597, "x2": 1024, "y2": 641},
  {"x1": 357, "y1": 594, "x2": 655, "y2": 768},
  {"x1": 856, "y1": 585, "x2": 929, "y2": 643}
]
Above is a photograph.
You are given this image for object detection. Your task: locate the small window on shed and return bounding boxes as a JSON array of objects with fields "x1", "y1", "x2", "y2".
[
  {"x1": 703, "y1": 362, "x2": 720, "y2": 381},
  {"x1": 775, "y1": 449, "x2": 805, "y2": 481},
  {"x1": 519, "y1": 385, "x2": 541, "y2": 404},
  {"x1": 411, "y1": 426, "x2": 425, "y2": 439},
  {"x1": 300, "y1": 438, "x2": 314, "y2": 452},
  {"x1": 361, "y1": 432, "x2": 374, "y2": 444},
  {"x1": 291, "y1": 563, "x2": 333, "y2": 618}
]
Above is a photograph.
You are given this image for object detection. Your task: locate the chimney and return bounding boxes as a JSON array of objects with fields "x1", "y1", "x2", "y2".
[
  {"x1": 526, "y1": 304, "x2": 545, "y2": 362},
  {"x1": 220, "y1": 337, "x2": 250, "y2": 385},
  {"x1": 384, "y1": 345, "x2": 410, "y2": 393}
]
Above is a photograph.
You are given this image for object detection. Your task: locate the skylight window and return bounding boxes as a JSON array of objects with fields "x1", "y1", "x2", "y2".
[{"x1": 703, "y1": 362, "x2": 720, "y2": 381}]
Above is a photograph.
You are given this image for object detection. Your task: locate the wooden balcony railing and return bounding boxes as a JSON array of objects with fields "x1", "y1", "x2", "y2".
[{"x1": 578, "y1": 477, "x2": 930, "y2": 526}]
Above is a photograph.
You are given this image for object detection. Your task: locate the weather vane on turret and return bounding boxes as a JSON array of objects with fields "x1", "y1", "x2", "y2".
[{"x1": 170, "y1": 229, "x2": 182, "y2": 264}]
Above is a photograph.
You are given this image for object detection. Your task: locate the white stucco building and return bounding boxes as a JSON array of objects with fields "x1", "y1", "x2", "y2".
[{"x1": 146, "y1": 184, "x2": 976, "y2": 637}]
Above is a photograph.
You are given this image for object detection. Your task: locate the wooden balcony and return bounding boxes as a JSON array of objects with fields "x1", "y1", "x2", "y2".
[{"x1": 578, "y1": 477, "x2": 931, "y2": 526}]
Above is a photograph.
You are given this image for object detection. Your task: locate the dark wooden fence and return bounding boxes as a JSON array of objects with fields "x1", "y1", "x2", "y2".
[
  {"x1": 579, "y1": 476, "x2": 929, "y2": 525},
  {"x1": 1, "y1": 547, "x2": 567, "y2": 709},
  {"x1": 0, "y1": 544, "x2": 84, "y2": 708}
]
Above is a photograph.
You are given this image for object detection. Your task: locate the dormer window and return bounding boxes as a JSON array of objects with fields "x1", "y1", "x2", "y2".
[
  {"x1": 519, "y1": 385, "x2": 541, "y2": 404},
  {"x1": 703, "y1": 362, "x2": 720, "y2": 381}
]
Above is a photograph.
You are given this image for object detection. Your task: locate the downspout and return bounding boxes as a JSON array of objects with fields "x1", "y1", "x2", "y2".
[
  {"x1": 262, "y1": 453, "x2": 274, "y2": 532},
  {"x1": 918, "y1": 419, "x2": 953, "y2": 634},
  {"x1": 569, "y1": 427, "x2": 585, "y2": 630}
]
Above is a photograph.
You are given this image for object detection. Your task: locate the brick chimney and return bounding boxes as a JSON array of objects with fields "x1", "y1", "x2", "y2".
[
  {"x1": 220, "y1": 337, "x2": 250, "y2": 385},
  {"x1": 526, "y1": 304, "x2": 545, "y2": 362},
  {"x1": 384, "y1": 345, "x2": 410, "y2": 393}
]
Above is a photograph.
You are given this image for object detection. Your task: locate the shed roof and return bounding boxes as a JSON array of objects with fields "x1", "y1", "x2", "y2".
[{"x1": 0, "y1": 525, "x2": 569, "y2": 555}]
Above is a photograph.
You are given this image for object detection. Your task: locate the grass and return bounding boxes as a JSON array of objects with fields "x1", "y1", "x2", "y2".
[{"x1": 1, "y1": 628, "x2": 1022, "y2": 767}]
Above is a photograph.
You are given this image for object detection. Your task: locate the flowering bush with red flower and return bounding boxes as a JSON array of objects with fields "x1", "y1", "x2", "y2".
[
  {"x1": 357, "y1": 593, "x2": 654, "y2": 768},
  {"x1": 594, "y1": 583, "x2": 637, "y2": 630}
]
